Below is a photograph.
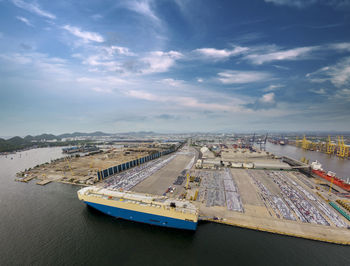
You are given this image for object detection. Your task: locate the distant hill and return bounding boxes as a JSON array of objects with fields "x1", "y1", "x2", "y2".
[
  {"x1": 57, "y1": 131, "x2": 155, "y2": 138},
  {"x1": 58, "y1": 131, "x2": 111, "y2": 138},
  {"x1": 0, "y1": 131, "x2": 110, "y2": 152},
  {"x1": 24, "y1": 134, "x2": 58, "y2": 141},
  {"x1": 0, "y1": 131, "x2": 159, "y2": 152},
  {"x1": 0, "y1": 136, "x2": 34, "y2": 152},
  {"x1": 118, "y1": 131, "x2": 155, "y2": 135}
]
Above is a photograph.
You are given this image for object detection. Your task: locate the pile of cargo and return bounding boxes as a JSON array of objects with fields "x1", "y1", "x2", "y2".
[
  {"x1": 197, "y1": 170, "x2": 243, "y2": 212},
  {"x1": 248, "y1": 170, "x2": 293, "y2": 220},
  {"x1": 223, "y1": 169, "x2": 244, "y2": 212},
  {"x1": 271, "y1": 172, "x2": 328, "y2": 225}
]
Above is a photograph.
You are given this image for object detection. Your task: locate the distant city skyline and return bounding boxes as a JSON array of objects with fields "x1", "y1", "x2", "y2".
[{"x1": 1, "y1": 0, "x2": 350, "y2": 135}]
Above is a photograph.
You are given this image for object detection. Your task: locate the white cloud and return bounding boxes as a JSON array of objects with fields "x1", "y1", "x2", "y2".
[
  {"x1": 218, "y1": 70, "x2": 272, "y2": 84},
  {"x1": 77, "y1": 47, "x2": 180, "y2": 75},
  {"x1": 272, "y1": 64, "x2": 290, "y2": 70},
  {"x1": 0, "y1": 53, "x2": 31, "y2": 64},
  {"x1": 77, "y1": 76, "x2": 129, "y2": 85},
  {"x1": 124, "y1": 89, "x2": 159, "y2": 101},
  {"x1": 160, "y1": 78, "x2": 184, "y2": 87},
  {"x1": 91, "y1": 14, "x2": 103, "y2": 20},
  {"x1": 306, "y1": 57, "x2": 350, "y2": 87},
  {"x1": 194, "y1": 46, "x2": 249, "y2": 59},
  {"x1": 0, "y1": 52, "x2": 70, "y2": 77},
  {"x1": 310, "y1": 88, "x2": 327, "y2": 95},
  {"x1": 334, "y1": 89, "x2": 350, "y2": 101},
  {"x1": 141, "y1": 51, "x2": 183, "y2": 74},
  {"x1": 265, "y1": 0, "x2": 317, "y2": 8},
  {"x1": 265, "y1": 0, "x2": 350, "y2": 8},
  {"x1": 260, "y1": 92, "x2": 275, "y2": 103},
  {"x1": 245, "y1": 46, "x2": 317, "y2": 64},
  {"x1": 83, "y1": 55, "x2": 119, "y2": 71},
  {"x1": 76, "y1": 76, "x2": 130, "y2": 94},
  {"x1": 122, "y1": 89, "x2": 243, "y2": 112},
  {"x1": 62, "y1": 25, "x2": 104, "y2": 43},
  {"x1": 245, "y1": 92, "x2": 277, "y2": 110},
  {"x1": 12, "y1": 0, "x2": 56, "y2": 19},
  {"x1": 192, "y1": 42, "x2": 350, "y2": 66},
  {"x1": 263, "y1": 84, "x2": 283, "y2": 92},
  {"x1": 103, "y1": 46, "x2": 136, "y2": 56},
  {"x1": 16, "y1": 16, "x2": 33, "y2": 27},
  {"x1": 329, "y1": 42, "x2": 350, "y2": 52},
  {"x1": 123, "y1": 0, "x2": 160, "y2": 23},
  {"x1": 78, "y1": 45, "x2": 135, "y2": 73},
  {"x1": 91, "y1": 87, "x2": 113, "y2": 94},
  {"x1": 197, "y1": 78, "x2": 203, "y2": 83}
]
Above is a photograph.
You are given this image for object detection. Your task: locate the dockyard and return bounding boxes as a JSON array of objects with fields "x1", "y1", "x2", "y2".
[
  {"x1": 101, "y1": 145, "x2": 350, "y2": 244},
  {"x1": 15, "y1": 142, "x2": 350, "y2": 245},
  {"x1": 16, "y1": 142, "x2": 178, "y2": 186}
]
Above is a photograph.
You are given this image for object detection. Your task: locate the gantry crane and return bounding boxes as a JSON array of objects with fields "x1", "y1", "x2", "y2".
[
  {"x1": 296, "y1": 135, "x2": 349, "y2": 158},
  {"x1": 301, "y1": 135, "x2": 311, "y2": 150},
  {"x1": 337, "y1": 136, "x2": 349, "y2": 158},
  {"x1": 326, "y1": 135, "x2": 336, "y2": 155}
]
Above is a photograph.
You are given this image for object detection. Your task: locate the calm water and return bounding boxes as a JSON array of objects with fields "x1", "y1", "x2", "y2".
[{"x1": 0, "y1": 147, "x2": 350, "y2": 265}]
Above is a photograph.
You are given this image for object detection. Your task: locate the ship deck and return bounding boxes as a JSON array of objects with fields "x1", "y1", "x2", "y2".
[{"x1": 79, "y1": 186, "x2": 198, "y2": 216}]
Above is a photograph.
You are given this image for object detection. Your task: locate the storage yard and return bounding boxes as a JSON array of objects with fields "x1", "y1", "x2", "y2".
[
  {"x1": 97, "y1": 145, "x2": 350, "y2": 244},
  {"x1": 102, "y1": 154, "x2": 179, "y2": 192},
  {"x1": 194, "y1": 169, "x2": 349, "y2": 227},
  {"x1": 192, "y1": 166, "x2": 350, "y2": 244},
  {"x1": 16, "y1": 141, "x2": 350, "y2": 244}
]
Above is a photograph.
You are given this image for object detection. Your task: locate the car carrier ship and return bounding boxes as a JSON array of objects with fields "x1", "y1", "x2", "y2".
[{"x1": 77, "y1": 186, "x2": 199, "y2": 230}]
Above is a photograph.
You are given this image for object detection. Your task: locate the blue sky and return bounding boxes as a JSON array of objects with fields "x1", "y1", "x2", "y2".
[{"x1": 1, "y1": 0, "x2": 350, "y2": 135}]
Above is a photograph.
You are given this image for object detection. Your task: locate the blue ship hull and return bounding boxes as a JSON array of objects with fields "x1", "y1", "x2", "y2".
[{"x1": 85, "y1": 201, "x2": 197, "y2": 230}]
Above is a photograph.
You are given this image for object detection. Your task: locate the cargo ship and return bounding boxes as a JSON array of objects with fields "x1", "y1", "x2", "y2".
[
  {"x1": 77, "y1": 186, "x2": 199, "y2": 230},
  {"x1": 311, "y1": 161, "x2": 350, "y2": 192}
]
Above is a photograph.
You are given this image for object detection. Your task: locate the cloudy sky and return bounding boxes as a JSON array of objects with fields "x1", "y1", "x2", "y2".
[{"x1": 1, "y1": 0, "x2": 350, "y2": 135}]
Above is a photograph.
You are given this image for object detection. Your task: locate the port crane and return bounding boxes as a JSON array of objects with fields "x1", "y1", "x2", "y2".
[
  {"x1": 337, "y1": 136, "x2": 349, "y2": 158},
  {"x1": 249, "y1": 133, "x2": 256, "y2": 146},
  {"x1": 259, "y1": 133, "x2": 268, "y2": 151},
  {"x1": 296, "y1": 135, "x2": 349, "y2": 158},
  {"x1": 326, "y1": 135, "x2": 336, "y2": 154}
]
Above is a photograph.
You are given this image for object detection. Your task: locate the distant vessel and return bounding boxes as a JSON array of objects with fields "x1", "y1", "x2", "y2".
[
  {"x1": 78, "y1": 186, "x2": 198, "y2": 230},
  {"x1": 311, "y1": 161, "x2": 350, "y2": 192}
]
